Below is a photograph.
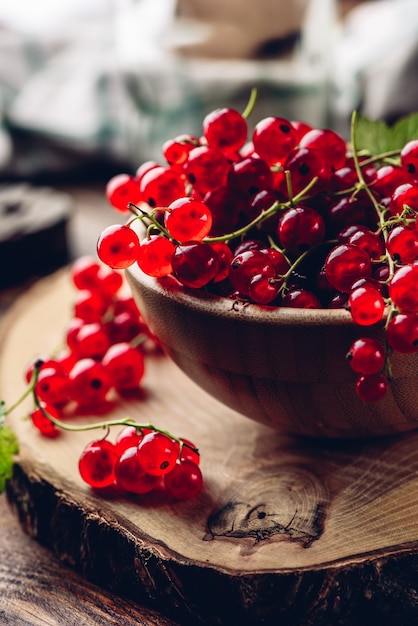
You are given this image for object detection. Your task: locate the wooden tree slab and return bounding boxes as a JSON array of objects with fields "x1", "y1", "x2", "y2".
[{"x1": 3, "y1": 270, "x2": 418, "y2": 625}]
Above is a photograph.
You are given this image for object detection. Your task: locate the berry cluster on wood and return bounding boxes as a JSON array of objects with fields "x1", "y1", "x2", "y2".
[
  {"x1": 22, "y1": 258, "x2": 202, "y2": 501},
  {"x1": 99, "y1": 98, "x2": 418, "y2": 404}
]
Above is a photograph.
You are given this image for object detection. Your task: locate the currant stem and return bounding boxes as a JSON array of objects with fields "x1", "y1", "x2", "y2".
[
  {"x1": 205, "y1": 176, "x2": 319, "y2": 244},
  {"x1": 4, "y1": 365, "x2": 38, "y2": 417},
  {"x1": 29, "y1": 363, "x2": 196, "y2": 453},
  {"x1": 350, "y1": 111, "x2": 397, "y2": 282},
  {"x1": 128, "y1": 203, "x2": 174, "y2": 242},
  {"x1": 242, "y1": 88, "x2": 258, "y2": 120}
]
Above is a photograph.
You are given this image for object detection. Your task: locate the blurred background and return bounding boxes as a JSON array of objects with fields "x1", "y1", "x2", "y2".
[{"x1": 0, "y1": 0, "x2": 417, "y2": 288}]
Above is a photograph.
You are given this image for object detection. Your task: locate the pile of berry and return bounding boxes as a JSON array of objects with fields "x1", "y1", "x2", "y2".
[
  {"x1": 98, "y1": 101, "x2": 418, "y2": 405},
  {"x1": 25, "y1": 256, "x2": 202, "y2": 501}
]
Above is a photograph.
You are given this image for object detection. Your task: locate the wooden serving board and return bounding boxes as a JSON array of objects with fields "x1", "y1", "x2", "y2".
[{"x1": 3, "y1": 270, "x2": 418, "y2": 625}]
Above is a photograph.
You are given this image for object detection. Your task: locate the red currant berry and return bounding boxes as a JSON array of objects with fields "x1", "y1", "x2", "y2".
[
  {"x1": 203, "y1": 186, "x2": 244, "y2": 235},
  {"x1": 389, "y1": 263, "x2": 418, "y2": 312},
  {"x1": 107, "y1": 309, "x2": 145, "y2": 345},
  {"x1": 115, "y1": 446, "x2": 161, "y2": 494},
  {"x1": 291, "y1": 120, "x2": 312, "y2": 142},
  {"x1": 299, "y1": 128, "x2": 347, "y2": 171},
  {"x1": 96, "y1": 266, "x2": 124, "y2": 297},
  {"x1": 386, "y1": 224, "x2": 418, "y2": 264},
  {"x1": 400, "y1": 139, "x2": 418, "y2": 178},
  {"x1": 324, "y1": 244, "x2": 372, "y2": 293},
  {"x1": 73, "y1": 322, "x2": 110, "y2": 360},
  {"x1": 386, "y1": 313, "x2": 418, "y2": 353},
  {"x1": 97, "y1": 224, "x2": 140, "y2": 270},
  {"x1": 78, "y1": 439, "x2": 118, "y2": 488},
  {"x1": 136, "y1": 235, "x2": 176, "y2": 278},
  {"x1": 327, "y1": 196, "x2": 376, "y2": 236},
  {"x1": 71, "y1": 256, "x2": 101, "y2": 291},
  {"x1": 389, "y1": 182, "x2": 418, "y2": 216},
  {"x1": 247, "y1": 273, "x2": 280, "y2": 304},
  {"x1": 277, "y1": 206, "x2": 325, "y2": 256},
  {"x1": 179, "y1": 438, "x2": 200, "y2": 465},
  {"x1": 115, "y1": 426, "x2": 143, "y2": 455},
  {"x1": 209, "y1": 241, "x2": 233, "y2": 283},
  {"x1": 106, "y1": 173, "x2": 141, "y2": 212},
  {"x1": 135, "y1": 160, "x2": 160, "y2": 182},
  {"x1": 140, "y1": 166, "x2": 186, "y2": 208},
  {"x1": 227, "y1": 156, "x2": 273, "y2": 197},
  {"x1": 164, "y1": 460, "x2": 203, "y2": 500},
  {"x1": 136, "y1": 432, "x2": 180, "y2": 476},
  {"x1": 355, "y1": 373, "x2": 388, "y2": 402},
  {"x1": 69, "y1": 358, "x2": 113, "y2": 407},
  {"x1": 203, "y1": 107, "x2": 248, "y2": 155},
  {"x1": 165, "y1": 197, "x2": 213, "y2": 242},
  {"x1": 348, "y1": 285, "x2": 385, "y2": 326},
  {"x1": 30, "y1": 403, "x2": 61, "y2": 438},
  {"x1": 172, "y1": 241, "x2": 220, "y2": 288},
  {"x1": 373, "y1": 164, "x2": 411, "y2": 197},
  {"x1": 102, "y1": 342, "x2": 145, "y2": 391},
  {"x1": 281, "y1": 288, "x2": 322, "y2": 308},
  {"x1": 185, "y1": 146, "x2": 231, "y2": 195},
  {"x1": 163, "y1": 134, "x2": 199, "y2": 169},
  {"x1": 74, "y1": 289, "x2": 109, "y2": 323},
  {"x1": 252, "y1": 116, "x2": 297, "y2": 165},
  {"x1": 35, "y1": 366, "x2": 70, "y2": 406},
  {"x1": 229, "y1": 249, "x2": 275, "y2": 296},
  {"x1": 347, "y1": 226, "x2": 385, "y2": 260},
  {"x1": 281, "y1": 147, "x2": 332, "y2": 196},
  {"x1": 347, "y1": 337, "x2": 385, "y2": 375}
]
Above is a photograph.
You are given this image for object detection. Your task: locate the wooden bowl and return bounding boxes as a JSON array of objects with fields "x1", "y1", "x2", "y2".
[{"x1": 126, "y1": 264, "x2": 418, "y2": 440}]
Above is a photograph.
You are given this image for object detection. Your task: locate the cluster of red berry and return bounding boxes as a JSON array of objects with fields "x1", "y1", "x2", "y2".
[
  {"x1": 78, "y1": 426, "x2": 202, "y2": 500},
  {"x1": 98, "y1": 103, "x2": 418, "y2": 404},
  {"x1": 25, "y1": 257, "x2": 203, "y2": 500}
]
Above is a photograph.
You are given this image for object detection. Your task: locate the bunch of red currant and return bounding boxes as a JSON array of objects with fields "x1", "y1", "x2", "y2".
[
  {"x1": 78, "y1": 426, "x2": 202, "y2": 500},
  {"x1": 98, "y1": 97, "x2": 418, "y2": 404},
  {"x1": 23, "y1": 257, "x2": 202, "y2": 501}
]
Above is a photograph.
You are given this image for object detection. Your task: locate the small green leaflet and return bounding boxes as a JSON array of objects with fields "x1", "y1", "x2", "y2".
[
  {"x1": 0, "y1": 401, "x2": 19, "y2": 493},
  {"x1": 353, "y1": 111, "x2": 418, "y2": 156}
]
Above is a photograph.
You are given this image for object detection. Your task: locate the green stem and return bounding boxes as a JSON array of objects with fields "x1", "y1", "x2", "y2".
[
  {"x1": 128, "y1": 203, "x2": 174, "y2": 242},
  {"x1": 355, "y1": 148, "x2": 402, "y2": 167},
  {"x1": 242, "y1": 88, "x2": 258, "y2": 120},
  {"x1": 29, "y1": 363, "x2": 195, "y2": 452},
  {"x1": 4, "y1": 365, "x2": 38, "y2": 416},
  {"x1": 205, "y1": 176, "x2": 319, "y2": 244}
]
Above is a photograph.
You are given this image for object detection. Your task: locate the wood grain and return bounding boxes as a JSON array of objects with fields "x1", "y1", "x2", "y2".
[
  {"x1": 3, "y1": 270, "x2": 418, "y2": 625},
  {"x1": 0, "y1": 492, "x2": 179, "y2": 626}
]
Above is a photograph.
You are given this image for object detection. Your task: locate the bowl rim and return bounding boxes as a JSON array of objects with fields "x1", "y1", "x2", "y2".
[{"x1": 126, "y1": 262, "x2": 371, "y2": 328}]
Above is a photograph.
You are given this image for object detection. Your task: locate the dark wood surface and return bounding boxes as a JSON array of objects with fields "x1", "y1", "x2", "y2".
[
  {"x1": 0, "y1": 182, "x2": 178, "y2": 626},
  {"x1": 0, "y1": 493, "x2": 179, "y2": 626}
]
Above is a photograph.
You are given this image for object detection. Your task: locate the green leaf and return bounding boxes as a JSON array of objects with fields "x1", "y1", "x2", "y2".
[
  {"x1": 354, "y1": 111, "x2": 418, "y2": 156},
  {"x1": 0, "y1": 424, "x2": 19, "y2": 493}
]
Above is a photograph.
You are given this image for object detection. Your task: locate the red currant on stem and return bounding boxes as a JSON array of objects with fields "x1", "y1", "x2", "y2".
[
  {"x1": 356, "y1": 373, "x2": 388, "y2": 403},
  {"x1": 27, "y1": 360, "x2": 203, "y2": 499},
  {"x1": 97, "y1": 224, "x2": 140, "y2": 270},
  {"x1": 164, "y1": 197, "x2": 213, "y2": 242},
  {"x1": 137, "y1": 431, "x2": 180, "y2": 476},
  {"x1": 106, "y1": 173, "x2": 141, "y2": 212},
  {"x1": 202, "y1": 107, "x2": 248, "y2": 156},
  {"x1": 164, "y1": 459, "x2": 203, "y2": 500},
  {"x1": 347, "y1": 337, "x2": 386, "y2": 375},
  {"x1": 115, "y1": 446, "x2": 161, "y2": 494},
  {"x1": 78, "y1": 439, "x2": 119, "y2": 489}
]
